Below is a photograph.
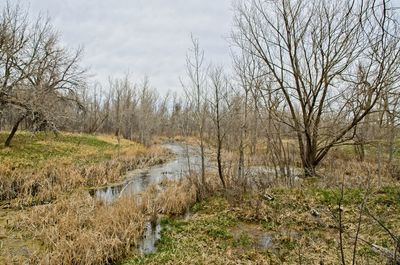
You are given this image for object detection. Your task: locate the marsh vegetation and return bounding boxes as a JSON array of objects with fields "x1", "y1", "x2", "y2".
[{"x1": 1, "y1": 0, "x2": 400, "y2": 264}]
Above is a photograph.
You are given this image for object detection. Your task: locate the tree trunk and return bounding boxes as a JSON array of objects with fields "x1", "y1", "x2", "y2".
[
  {"x1": 5, "y1": 115, "x2": 25, "y2": 147},
  {"x1": 303, "y1": 165, "x2": 317, "y2": 178},
  {"x1": 302, "y1": 146, "x2": 317, "y2": 177},
  {"x1": 200, "y1": 139, "x2": 206, "y2": 185},
  {"x1": 354, "y1": 142, "x2": 365, "y2": 162},
  {"x1": 199, "y1": 107, "x2": 207, "y2": 187},
  {"x1": 216, "y1": 140, "x2": 226, "y2": 188},
  {"x1": 238, "y1": 140, "x2": 244, "y2": 179}
]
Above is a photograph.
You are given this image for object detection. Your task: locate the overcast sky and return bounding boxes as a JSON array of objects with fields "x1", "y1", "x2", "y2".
[
  {"x1": 18, "y1": 0, "x2": 234, "y2": 95},
  {"x1": 10, "y1": 0, "x2": 400, "y2": 95}
]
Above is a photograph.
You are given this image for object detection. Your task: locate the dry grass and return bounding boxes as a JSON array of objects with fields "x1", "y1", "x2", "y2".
[
  {"x1": 13, "y1": 193, "x2": 146, "y2": 265},
  {"x1": 5, "y1": 161, "x2": 399, "y2": 265},
  {"x1": 156, "y1": 179, "x2": 197, "y2": 215},
  {"x1": 123, "y1": 149, "x2": 400, "y2": 265},
  {"x1": 0, "y1": 132, "x2": 171, "y2": 207},
  {"x1": 0, "y1": 132, "x2": 175, "y2": 264},
  {"x1": 2, "y1": 134, "x2": 399, "y2": 264},
  {"x1": 5, "y1": 177, "x2": 199, "y2": 265},
  {"x1": 317, "y1": 148, "x2": 400, "y2": 188}
]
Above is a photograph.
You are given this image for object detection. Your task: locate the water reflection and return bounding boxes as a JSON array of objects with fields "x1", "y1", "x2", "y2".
[
  {"x1": 94, "y1": 143, "x2": 203, "y2": 202},
  {"x1": 258, "y1": 234, "x2": 273, "y2": 249},
  {"x1": 139, "y1": 221, "x2": 161, "y2": 255}
]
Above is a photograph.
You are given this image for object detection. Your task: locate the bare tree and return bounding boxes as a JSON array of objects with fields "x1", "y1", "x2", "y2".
[
  {"x1": 379, "y1": 89, "x2": 400, "y2": 165},
  {"x1": 233, "y1": 49, "x2": 267, "y2": 180},
  {"x1": 233, "y1": 0, "x2": 400, "y2": 176},
  {"x1": 209, "y1": 66, "x2": 230, "y2": 188},
  {"x1": 84, "y1": 83, "x2": 110, "y2": 134},
  {"x1": 137, "y1": 77, "x2": 158, "y2": 146},
  {"x1": 233, "y1": 53, "x2": 252, "y2": 180},
  {"x1": 0, "y1": 2, "x2": 85, "y2": 146},
  {"x1": 184, "y1": 36, "x2": 208, "y2": 186}
]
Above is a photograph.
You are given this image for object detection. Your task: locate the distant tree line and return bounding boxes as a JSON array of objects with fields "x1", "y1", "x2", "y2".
[{"x1": 1, "y1": 0, "x2": 400, "y2": 179}]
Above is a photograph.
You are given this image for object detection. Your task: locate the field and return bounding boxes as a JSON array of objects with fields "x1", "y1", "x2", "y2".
[{"x1": 0, "y1": 132, "x2": 153, "y2": 169}]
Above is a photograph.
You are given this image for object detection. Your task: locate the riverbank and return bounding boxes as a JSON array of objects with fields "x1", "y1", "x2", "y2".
[
  {"x1": 0, "y1": 132, "x2": 173, "y2": 264},
  {"x1": 0, "y1": 132, "x2": 170, "y2": 207}
]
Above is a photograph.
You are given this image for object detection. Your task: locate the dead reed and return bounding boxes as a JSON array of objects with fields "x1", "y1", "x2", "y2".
[
  {"x1": 0, "y1": 146, "x2": 171, "y2": 207},
  {"x1": 10, "y1": 177, "x2": 199, "y2": 265},
  {"x1": 15, "y1": 193, "x2": 146, "y2": 265}
]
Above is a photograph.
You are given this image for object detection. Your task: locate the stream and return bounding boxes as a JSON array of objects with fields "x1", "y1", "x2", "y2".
[
  {"x1": 94, "y1": 142, "x2": 203, "y2": 202},
  {"x1": 92, "y1": 142, "x2": 281, "y2": 255},
  {"x1": 93, "y1": 142, "x2": 204, "y2": 254}
]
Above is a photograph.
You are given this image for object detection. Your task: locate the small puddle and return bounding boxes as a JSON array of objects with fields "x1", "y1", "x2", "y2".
[
  {"x1": 139, "y1": 221, "x2": 162, "y2": 255},
  {"x1": 231, "y1": 223, "x2": 274, "y2": 250}
]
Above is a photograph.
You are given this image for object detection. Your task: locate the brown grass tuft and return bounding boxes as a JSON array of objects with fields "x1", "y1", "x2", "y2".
[{"x1": 157, "y1": 179, "x2": 197, "y2": 215}]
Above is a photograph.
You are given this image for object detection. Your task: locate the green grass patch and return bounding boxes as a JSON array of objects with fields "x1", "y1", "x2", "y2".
[
  {"x1": 0, "y1": 131, "x2": 125, "y2": 169},
  {"x1": 309, "y1": 187, "x2": 364, "y2": 206}
]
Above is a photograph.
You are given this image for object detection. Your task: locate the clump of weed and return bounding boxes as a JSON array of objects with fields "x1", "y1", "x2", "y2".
[{"x1": 156, "y1": 179, "x2": 197, "y2": 215}]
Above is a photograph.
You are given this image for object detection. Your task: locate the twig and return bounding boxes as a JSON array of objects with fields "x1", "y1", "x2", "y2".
[
  {"x1": 352, "y1": 173, "x2": 372, "y2": 265},
  {"x1": 339, "y1": 181, "x2": 346, "y2": 265}
]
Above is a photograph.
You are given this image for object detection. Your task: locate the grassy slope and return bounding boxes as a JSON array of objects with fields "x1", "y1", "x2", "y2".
[
  {"x1": 126, "y1": 185, "x2": 400, "y2": 265},
  {"x1": 0, "y1": 131, "x2": 146, "y2": 169}
]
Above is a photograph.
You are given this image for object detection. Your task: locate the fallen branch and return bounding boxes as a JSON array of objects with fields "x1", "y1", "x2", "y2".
[{"x1": 371, "y1": 244, "x2": 400, "y2": 265}]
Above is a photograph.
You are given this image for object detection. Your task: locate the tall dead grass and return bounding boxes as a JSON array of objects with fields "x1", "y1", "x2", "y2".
[
  {"x1": 10, "y1": 177, "x2": 199, "y2": 265},
  {"x1": 0, "y1": 146, "x2": 171, "y2": 207},
  {"x1": 320, "y1": 151, "x2": 397, "y2": 187},
  {"x1": 14, "y1": 193, "x2": 146, "y2": 265},
  {"x1": 156, "y1": 179, "x2": 197, "y2": 215}
]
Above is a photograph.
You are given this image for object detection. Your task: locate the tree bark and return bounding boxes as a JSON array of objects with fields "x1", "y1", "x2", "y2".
[
  {"x1": 216, "y1": 139, "x2": 226, "y2": 189},
  {"x1": 302, "y1": 142, "x2": 318, "y2": 177},
  {"x1": 5, "y1": 115, "x2": 25, "y2": 147}
]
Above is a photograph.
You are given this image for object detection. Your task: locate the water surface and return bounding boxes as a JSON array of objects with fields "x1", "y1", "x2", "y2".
[{"x1": 95, "y1": 142, "x2": 203, "y2": 202}]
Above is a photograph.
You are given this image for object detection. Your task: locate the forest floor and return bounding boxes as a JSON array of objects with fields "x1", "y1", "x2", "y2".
[{"x1": 125, "y1": 184, "x2": 400, "y2": 265}]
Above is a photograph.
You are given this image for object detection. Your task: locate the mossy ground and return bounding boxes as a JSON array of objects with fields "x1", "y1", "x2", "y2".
[{"x1": 125, "y1": 184, "x2": 400, "y2": 265}]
